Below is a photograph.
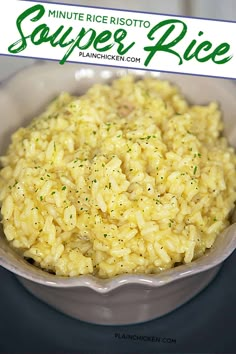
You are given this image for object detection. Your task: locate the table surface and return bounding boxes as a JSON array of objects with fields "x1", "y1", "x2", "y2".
[
  {"x1": 0, "y1": 57, "x2": 236, "y2": 354},
  {"x1": 0, "y1": 252, "x2": 235, "y2": 354}
]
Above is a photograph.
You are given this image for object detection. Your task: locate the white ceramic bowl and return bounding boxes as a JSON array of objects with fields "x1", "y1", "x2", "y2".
[{"x1": 0, "y1": 62, "x2": 236, "y2": 325}]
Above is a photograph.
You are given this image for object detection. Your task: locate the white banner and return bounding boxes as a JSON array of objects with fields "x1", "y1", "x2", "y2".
[{"x1": 0, "y1": 0, "x2": 235, "y2": 79}]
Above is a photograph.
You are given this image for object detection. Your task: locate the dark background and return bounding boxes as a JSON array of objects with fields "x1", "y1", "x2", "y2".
[{"x1": 0, "y1": 251, "x2": 235, "y2": 354}]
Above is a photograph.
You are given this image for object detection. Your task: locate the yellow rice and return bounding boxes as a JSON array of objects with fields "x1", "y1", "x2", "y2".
[{"x1": 0, "y1": 75, "x2": 236, "y2": 278}]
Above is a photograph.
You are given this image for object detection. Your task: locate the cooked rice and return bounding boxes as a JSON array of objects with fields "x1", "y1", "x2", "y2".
[{"x1": 0, "y1": 75, "x2": 236, "y2": 278}]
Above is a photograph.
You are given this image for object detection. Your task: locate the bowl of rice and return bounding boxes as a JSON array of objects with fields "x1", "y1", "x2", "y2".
[{"x1": 0, "y1": 62, "x2": 236, "y2": 325}]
